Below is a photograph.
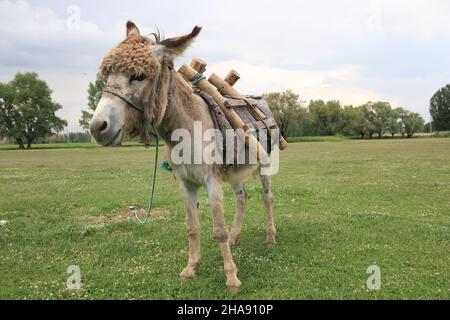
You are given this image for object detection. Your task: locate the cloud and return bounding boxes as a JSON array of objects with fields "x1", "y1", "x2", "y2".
[
  {"x1": 207, "y1": 60, "x2": 380, "y2": 106},
  {"x1": 0, "y1": 0, "x2": 123, "y2": 72},
  {"x1": 370, "y1": 0, "x2": 450, "y2": 40},
  {"x1": 2, "y1": 0, "x2": 449, "y2": 131},
  {"x1": 0, "y1": 0, "x2": 116, "y2": 131}
]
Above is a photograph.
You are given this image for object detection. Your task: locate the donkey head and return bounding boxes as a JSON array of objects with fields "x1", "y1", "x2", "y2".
[{"x1": 90, "y1": 21, "x2": 201, "y2": 146}]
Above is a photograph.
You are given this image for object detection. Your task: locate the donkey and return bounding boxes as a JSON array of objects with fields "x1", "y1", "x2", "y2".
[{"x1": 90, "y1": 21, "x2": 277, "y2": 291}]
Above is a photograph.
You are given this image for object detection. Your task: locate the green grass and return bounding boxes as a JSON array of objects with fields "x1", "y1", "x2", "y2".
[
  {"x1": 0, "y1": 139, "x2": 449, "y2": 300},
  {"x1": 0, "y1": 141, "x2": 146, "y2": 151},
  {"x1": 287, "y1": 135, "x2": 348, "y2": 143},
  {"x1": 1, "y1": 134, "x2": 440, "y2": 151}
]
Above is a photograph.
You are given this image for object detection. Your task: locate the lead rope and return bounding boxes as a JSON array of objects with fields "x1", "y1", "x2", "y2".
[
  {"x1": 100, "y1": 64, "x2": 172, "y2": 225},
  {"x1": 133, "y1": 64, "x2": 173, "y2": 224},
  {"x1": 133, "y1": 121, "x2": 159, "y2": 224}
]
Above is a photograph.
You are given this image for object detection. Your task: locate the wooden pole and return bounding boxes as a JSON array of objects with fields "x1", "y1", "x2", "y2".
[
  {"x1": 224, "y1": 70, "x2": 240, "y2": 87},
  {"x1": 178, "y1": 64, "x2": 270, "y2": 165},
  {"x1": 209, "y1": 73, "x2": 288, "y2": 150},
  {"x1": 190, "y1": 58, "x2": 207, "y2": 74},
  {"x1": 278, "y1": 134, "x2": 289, "y2": 150},
  {"x1": 209, "y1": 73, "x2": 267, "y2": 120},
  {"x1": 209, "y1": 73, "x2": 245, "y2": 100}
]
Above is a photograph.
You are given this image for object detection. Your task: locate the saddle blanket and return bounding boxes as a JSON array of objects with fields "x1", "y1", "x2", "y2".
[{"x1": 196, "y1": 91, "x2": 282, "y2": 167}]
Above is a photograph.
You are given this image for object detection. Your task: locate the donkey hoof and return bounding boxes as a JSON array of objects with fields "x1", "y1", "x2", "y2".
[
  {"x1": 265, "y1": 237, "x2": 277, "y2": 246},
  {"x1": 226, "y1": 279, "x2": 241, "y2": 294},
  {"x1": 229, "y1": 237, "x2": 238, "y2": 246},
  {"x1": 180, "y1": 267, "x2": 196, "y2": 280},
  {"x1": 228, "y1": 231, "x2": 240, "y2": 246}
]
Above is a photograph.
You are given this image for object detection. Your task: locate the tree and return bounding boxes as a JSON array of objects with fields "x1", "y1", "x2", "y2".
[
  {"x1": 386, "y1": 107, "x2": 403, "y2": 137},
  {"x1": 79, "y1": 79, "x2": 104, "y2": 131},
  {"x1": 0, "y1": 73, "x2": 67, "y2": 149},
  {"x1": 372, "y1": 102, "x2": 392, "y2": 138},
  {"x1": 341, "y1": 106, "x2": 359, "y2": 136},
  {"x1": 283, "y1": 106, "x2": 310, "y2": 137},
  {"x1": 360, "y1": 103, "x2": 377, "y2": 138},
  {"x1": 0, "y1": 83, "x2": 22, "y2": 147},
  {"x1": 263, "y1": 90, "x2": 301, "y2": 137},
  {"x1": 430, "y1": 84, "x2": 450, "y2": 131},
  {"x1": 308, "y1": 100, "x2": 342, "y2": 136},
  {"x1": 340, "y1": 105, "x2": 374, "y2": 138},
  {"x1": 400, "y1": 111, "x2": 425, "y2": 138},
  {"x1": 352, "y1": 106, "x2": 375, "y2": 139},
  {"x1": 339, "y1": 106, "x2": 354, "y2": 136}
]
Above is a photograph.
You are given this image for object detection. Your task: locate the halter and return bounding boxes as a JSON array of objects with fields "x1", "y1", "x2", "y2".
[
  {"x1": 102, "y1": 62, "x2": 174, "y2": 121},
  {"x1": 102, "y1": 87, "x2": 145, "y2": 113},
  {"x1": 100, "y1": 63, "x2": 174, "y2": 224}
]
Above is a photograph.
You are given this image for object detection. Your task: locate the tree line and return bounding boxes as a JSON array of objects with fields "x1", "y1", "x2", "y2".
[
  {"x1": 264, "y1": 90, "x2": 428, "y2": 139},
  {"x1": 1, "y1": 72, "x2": 450, "y2": 149}
]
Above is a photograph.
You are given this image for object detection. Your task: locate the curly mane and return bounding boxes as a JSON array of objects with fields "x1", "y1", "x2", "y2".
[{"x1": 98, "y1": 35, "x2": 160, "y2": 78}]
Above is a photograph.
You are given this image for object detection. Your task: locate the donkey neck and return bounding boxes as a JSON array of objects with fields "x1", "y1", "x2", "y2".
[{"x1": 156, "y1": 70, "x2": 210, "y2": 146}]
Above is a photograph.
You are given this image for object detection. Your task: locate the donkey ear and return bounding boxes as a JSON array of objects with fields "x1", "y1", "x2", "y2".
[
  {"x1": 155, "y1": 26, "x2": 202, "y2": 60},
  {"x1": 126, "y1": 20, "x2": 140, "y2": 37}
]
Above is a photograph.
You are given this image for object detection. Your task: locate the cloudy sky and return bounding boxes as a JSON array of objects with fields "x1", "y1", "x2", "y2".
[{"x1": 1, "y1": 0, "x2": 449, "y2": 131}]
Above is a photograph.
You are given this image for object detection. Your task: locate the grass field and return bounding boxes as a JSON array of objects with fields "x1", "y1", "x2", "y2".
[
  {"x1": 0, "y1": 141, "x2": 146, "y2": 151},
  {"x1": 0, "y1": 136, "x2": 344, "y2": 150},
  {"x1": 0, "y1": 138, "x2": 449, "y2": 299}
]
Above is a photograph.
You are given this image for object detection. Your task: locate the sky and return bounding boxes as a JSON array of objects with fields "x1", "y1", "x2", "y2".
[{"x1": 1, "y1": 0, "x2": 449, "y2": 131}]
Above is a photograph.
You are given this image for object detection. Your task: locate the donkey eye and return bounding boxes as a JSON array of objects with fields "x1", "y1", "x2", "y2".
[{"x1": 130, "y1": 74, "x2": 147, "y2": 82}]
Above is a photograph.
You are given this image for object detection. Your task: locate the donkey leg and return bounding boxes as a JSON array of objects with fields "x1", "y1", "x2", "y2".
[
  {"x1": 179, "y1": 181, "x2": 202, "y2": 279},
  {"x1": 260, "y1": 174, "x2": 277, "y2": 245},
  {"x1": 206, "y1": 177, "x2": 241, "y2": 291},
  {"x1": 229, "y1": 182, "x2": 248, "y2": 245}
]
